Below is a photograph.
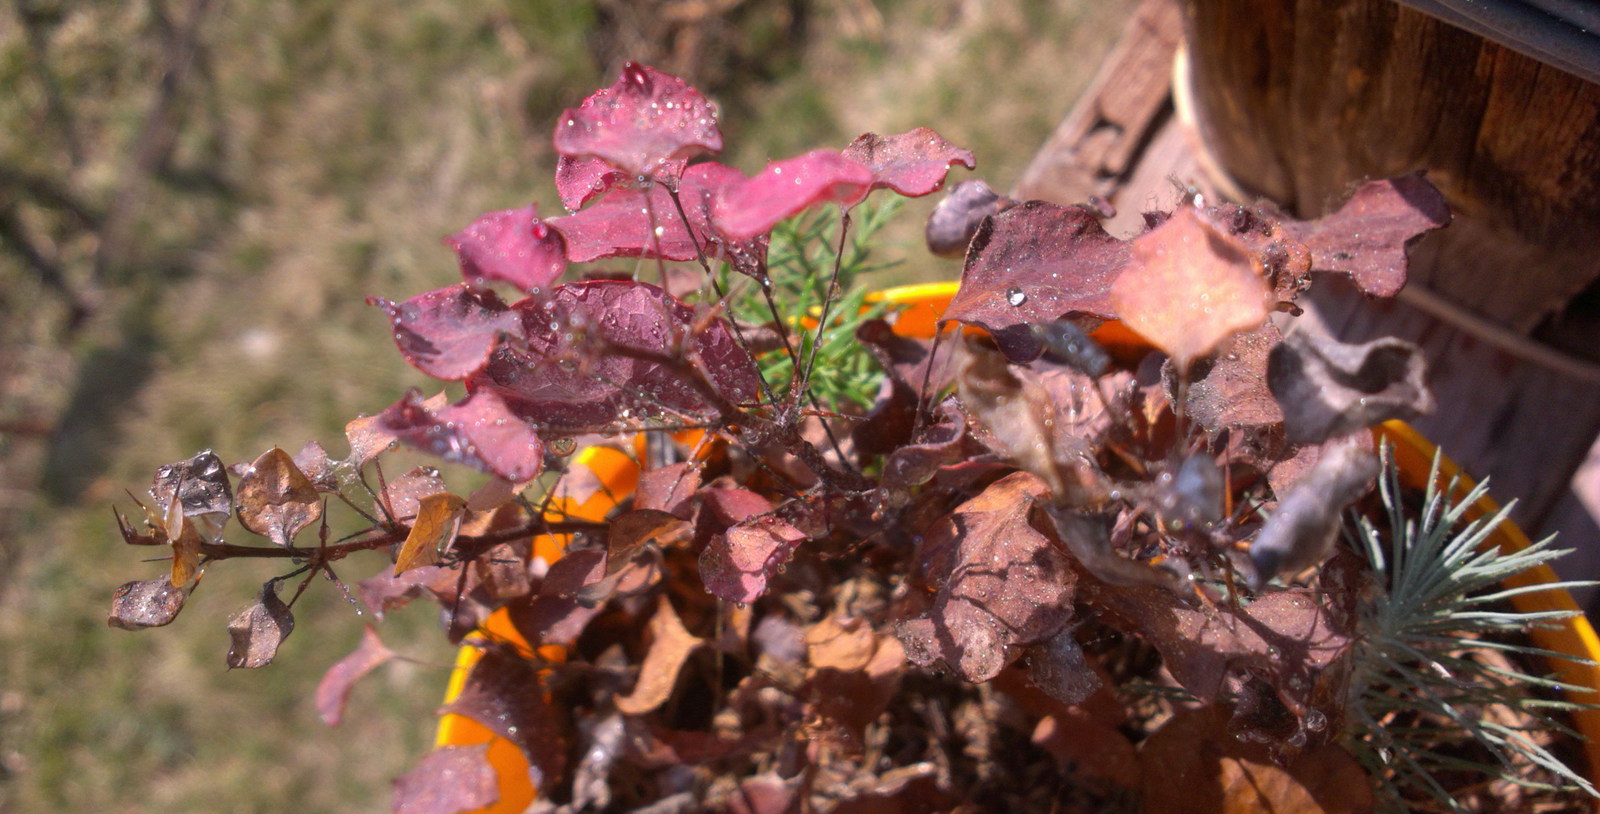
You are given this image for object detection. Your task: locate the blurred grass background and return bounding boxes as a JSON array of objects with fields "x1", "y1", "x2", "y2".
[{"x1": 0, "y1": 1, "x2": 1128, "y2": 810}]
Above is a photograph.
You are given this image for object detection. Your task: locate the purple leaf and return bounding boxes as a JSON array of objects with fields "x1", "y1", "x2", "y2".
[
  {"x1": 391, "y1": 743, "x2": 499, "y2": 814},
  {"x1": 699, "y1": 514, "x2": 809, "y2": 603},
  {"x1": 943, "y1": 201, "x2": 1127, "y2": 361},
  {"x1": 440, "y1": 648, "x2": 567, "y2": 786},
  {"x1": 470, "y1": 280, "x2": 760, "y2": 431},
  {"x1": 553, "y1": 61, "x2": 722, "y2": 179},
  {"x1": 108, "y1": 578, "x2": 189, "y2": 630},
  {"x1": 315, "y1": 624, "x2": 396, "y2": 726},
  {"x1": 1267, "y1": 330, "x2": 1433, "y2": 445},
  {"x1": 368, "y1": 284, "x2": 523, "y2": 381},
  {"x1": 841, "y1": 127, "x2": 974, "y2": 198},
  {"x1": 925, "y1": 179, "x2": 1019, "y2": 258},
  {"x1": 374, "y1": 388, "x2": 544, "y2": 483},
  {"x1": 345, "y1": 391, "x2": 448, "y2": 466},
  {"x1": 712, "y1": 149, "x2": 874, "y2": 240},
  {"x1": 898, "y1": 472, "x2": 1077, "y2": 682},
  {"x1": 445, "y1": 204, "x2": 567, "y2": 294},
  {"x1": 1184, "y1": 324, "x2": 1285, "y2": 432},
  {"x1": 226, "y1": 582, "x2": 295, "y2": 669},
  {"x1": 1278, "y1": 173, "x2": 1450, "y2": 298}
]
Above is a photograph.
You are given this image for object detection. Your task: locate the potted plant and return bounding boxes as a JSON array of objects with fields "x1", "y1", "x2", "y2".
[{"x1": 107, "y1": 64, "x2": 1600, "y2": 813}]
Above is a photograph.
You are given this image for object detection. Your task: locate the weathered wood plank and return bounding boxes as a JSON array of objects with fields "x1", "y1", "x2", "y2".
[{"x1": 1180, "y1": 0, "x2": 1600, "y2": 331}]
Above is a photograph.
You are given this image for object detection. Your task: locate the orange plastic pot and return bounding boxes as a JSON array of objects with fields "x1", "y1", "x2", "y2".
[{"x1": 436, "y1": 281, "x2": 1600, "y2": 808}]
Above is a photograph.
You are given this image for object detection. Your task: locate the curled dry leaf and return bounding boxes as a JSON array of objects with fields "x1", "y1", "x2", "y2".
[
  {"x1": 943, "y1": 201, "x2": 1126, "y2": 361},
  {"x1": 390, "y1": 743, "x2": 500, "y2": 814},
  {"x1": 615, "y1": 597, "x2": 705, "y2": 716},
  {"x1": 712, "y1": 149, "x2": 874, "y2": 240},
  {"x1": 108, "y1": 578, "x2": 189, "y2": 630},
  {"x1": 235, "y1": 447, "x2": 322, "y2": 548},
  {"x1": 1268, "y1": 329, "x2": 1433, "y2": 445},
  {"x1": 880, "y1": 400, "x2": 978, "y2": 501},
  {"x1": 1110, "y1": 207, "x2": 1271, "y2": 369},
  {"x1": 840, "y1": 127, "x2": 974, "y2": 198},
  {"x1": 445, "y1": 203, "x2": 566, "y2": 294},
  {"x1": 924, "y1": 178, "x2": 1019, "y2": 258},
  {"x1": 150, "y1": 449, "x2": 232, "y2": 518},
  {"x1": 1250, "y1": 434, "x2": 1379, "y2": 589},
  {"x1": 393, "y1": 492, "x2": 468, "y2": 575},
  {"x1": 899, "y1": 472, "x2": 1077, "y2": 682},
  {"x1": 1085, "y1": 581, "x2": 1352, "y2": 710},
  {"x1": 552, "y1": 61, "x2": 722, "y2": 180},
  {"x1": 699, "y1": 513, "x2": 809, "y2": 604},
  {"x1": 315, "y1": 624, "x2": 396, "y2": 726},
  {"x1": 368, "y1": 284, "x2": 523, "y2": 381},
  {"x1": 226, "y1": 582, "x2": 295, "y2": 669}
]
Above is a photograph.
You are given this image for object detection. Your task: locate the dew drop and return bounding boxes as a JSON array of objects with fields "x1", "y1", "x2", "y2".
[
  {"x1": 547, "y1": 436, "x2": 577, "y2": 456},
  {"x1": 1006, "y1": 287, "x2": 1027, "y2": 306}
]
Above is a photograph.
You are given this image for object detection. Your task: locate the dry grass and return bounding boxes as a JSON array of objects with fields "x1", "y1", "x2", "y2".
[{"x1": 0, "y1": 1, "x2": 1127, "y2": 810}]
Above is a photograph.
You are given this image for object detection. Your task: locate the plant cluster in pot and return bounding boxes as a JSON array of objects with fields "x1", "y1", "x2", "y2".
[{"x1": 107, "y1": 63, "x2": 1600, "y2": 813}]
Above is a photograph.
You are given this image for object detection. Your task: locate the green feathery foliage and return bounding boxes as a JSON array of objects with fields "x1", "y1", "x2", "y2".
[
  {"x1": 721, "y1": 197, "x2": 904, "y2": 412},
  {"x1": 1344, "y1": 444, "x2": 1599, "y2": 810}
]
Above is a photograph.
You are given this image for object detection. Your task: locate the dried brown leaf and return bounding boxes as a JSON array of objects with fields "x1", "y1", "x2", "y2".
[
  {"x1": 804, "y1": 614, "x2": 877, "y2": 672},
  {"x1": 235, "y1": 447, "x2": 322, "y2": 547},
  {"x1": 394, "y1": 493, "x2": 468, "y2": 575},
  {"x1": 226, "y1": 582, "x2": 295, "y2": 669},
  {"x1": 1279, "y1": 172, "x2": 1450, "y2": 298},
  {"x1": 899, "y1": 472, "x2": 1077, "y2": 682},
  {"x1": 607, "y1": 508, "x2": 691, "y2": 575},
  {"x1": 1138, "y1": 707, "x2": 1373, "y2": 814},
  {"x1": 108, "y1": 578, "x2": 189, "y2": 630},
  {"x1": 615, "y1": 597, "x2": 705, "y2": 715},
  {"x1": 1268, "y1": 330, "x2": 1432, "y2": 445}
]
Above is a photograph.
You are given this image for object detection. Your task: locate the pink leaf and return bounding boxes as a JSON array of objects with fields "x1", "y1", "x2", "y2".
[
  {"x1": 699, "y1": 514, "x2": 808, "y2": 603},
  {"x1": 554, "y1": 154, "x2": 689, "y2": 212},
  {"x1": 552, "y1": 61, "x2": 722, "y2": 179},
  {"x1": 712, "y1": 149, "x2": 874, "y2": 240},
  {"x1": 315, "y1": 624, "x2": 396, "y2": 726},
  {"x1": 943, "y1": 201, "x2": 1127, "y2": 361},
  {"x1": 445, "y1": 203, "x2": 567, "y2": 294},
  {"x1": 469, "y1": 280, "x2": 760, "y2": 431},
  {"x1": 546, "y1": 162, "x2": 767, "y2": 277},
  {"x1": 842, "y1": 127, "x2": 974, "y2": 197},
  {"x1": 368, "y1": 284, "x2": 523, "y2": 381},
  {"x1": 375, "y1": 388, "x2": 544, "y2": 483},
  {"x1": 546, "y1": 184, "x2": 700, "y2": 263}
]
